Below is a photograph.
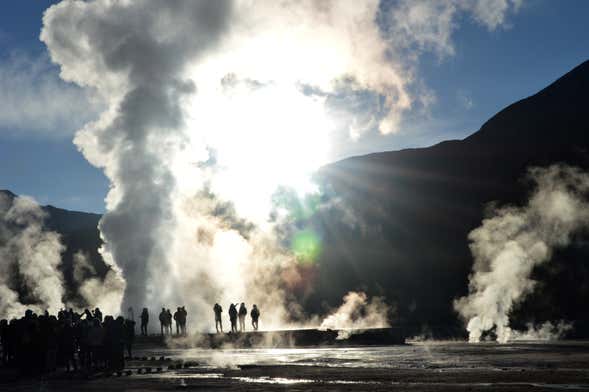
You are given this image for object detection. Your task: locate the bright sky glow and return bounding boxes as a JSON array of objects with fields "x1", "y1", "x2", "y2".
[
  {"x1": 1, "y1": 0, "x2": 589, "y2": 216},
  {"x1": 185, "y1": 73, "x2": 333, "y2": 223}
]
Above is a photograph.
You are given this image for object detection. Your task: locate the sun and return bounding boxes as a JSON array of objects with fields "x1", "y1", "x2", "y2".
[{"x1": 184, "y1": 79, "x2": 334, "y2": 224}]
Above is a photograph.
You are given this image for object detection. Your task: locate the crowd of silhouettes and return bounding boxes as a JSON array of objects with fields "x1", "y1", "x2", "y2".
[
  {"x1": 213, "y1": 302, "x2": 260, "y2": 333},
  {"x1": 0, "y1": 302, "x2": 263, "y2": 375},
  {"x1": 0, "y1": 307, "x2": 135, "y2": 375}
]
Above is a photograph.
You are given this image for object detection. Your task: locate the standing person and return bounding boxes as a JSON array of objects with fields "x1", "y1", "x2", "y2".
[
  {"x1": 107, "y1": 317, "x2": 126, "y2": 371},
  {"x1": 158, "y1": 308, "x2": 166, "y2": 336},
  {"x1": 140, "y1": 308, "x2": 149, "y2": 336},
  {"x1": 166, "y1": 309, "x2": 173, "y2": 336},
  {"x1": 228, "y1": 304, "x2": 238, "y2": 333},
  {"x1": 179, "y1": 307, "x2": 187, "y2": 335},
  {"x1": 87, "y1": 318, "x2": 104, "y2": 369},
  {"x1": 250, "y1": 304, "x2": 260, "y2": 331},
  {"x1": 93, "y1": 307, "x2": 103, "y2": 323},
  {"x1": 213, "y1": 303, "x2": 223, "y2": 333},
  {"x1": 0, "y1": 319, "x2": 9, "y2": 365},
  {"x1": 59, "y1": 318, "x2": 78, "y2": 372},
  {"x1": 124, "y1": 319, "x2": 135, "y2": 359},
  {"x1": 173, "y1": 308, "x2": 181, "y2": 336},
  {"x1": 238, "y1": 303, "x2": 247, "y2": 332}
]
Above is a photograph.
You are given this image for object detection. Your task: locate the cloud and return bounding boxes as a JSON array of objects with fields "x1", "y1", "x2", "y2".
[
  {"x1": 385, "y1": 0, "x2": 522, "y2": 59},
  {"x1": 0, "y1": 52, "x2": 101, "y2": 137}
]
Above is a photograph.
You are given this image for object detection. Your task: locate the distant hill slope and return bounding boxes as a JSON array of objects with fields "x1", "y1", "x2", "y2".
[
  {"x1": 313, "y1": 60, "x2": 589, "y2": 331},
  {"x1": 0, "y1": 189, "x2": 105, "y2": 303}
]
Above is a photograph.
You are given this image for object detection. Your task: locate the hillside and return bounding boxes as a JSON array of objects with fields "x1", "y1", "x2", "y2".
[
  {"x1": 311, "y1": 60, "x2": 589, "y2": 332},
  {"x1": 0, "y1": 189, "x2": 105, "y2": 304}
]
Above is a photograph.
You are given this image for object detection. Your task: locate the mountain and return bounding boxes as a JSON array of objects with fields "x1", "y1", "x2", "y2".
[
  {"x1": 309, "y1": 60, "x2": 589, "y2": 334},
  {"x1": 0, "y1": 189, "x2": 105, "y2": 303}
]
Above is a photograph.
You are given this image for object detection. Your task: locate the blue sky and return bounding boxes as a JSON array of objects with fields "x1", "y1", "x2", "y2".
[{"x1": 1, "y1": 0, "x2": 588, "y2": 213}]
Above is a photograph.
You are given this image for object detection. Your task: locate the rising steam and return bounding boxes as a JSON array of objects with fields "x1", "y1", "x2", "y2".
[
  {"x1": 454, "y1": 165, "x2": 589, "y2": 343},
  {"x1": 0, "y1": 194, "x2": 64, "y2": 319},
  {"x1": 40, "y1": 0, "x2": 523, "y2": 331},
  {"x1": 320, "y1": 291, "x2": 391, "y2": 339},
  {"x1": 72, "y1": 251, "x2": 125, "y2": 316}
]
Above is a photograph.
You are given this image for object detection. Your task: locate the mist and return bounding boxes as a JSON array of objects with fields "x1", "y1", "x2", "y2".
[
  {"x1": 0, "y1": 194, "x2": 64, "y2": 319},
  {"x1": 454, "y1": 165, "x2": 589, "y2": 343},
  {"x1": 319, "y1": 291, "x2": 391, "y2": 339}
]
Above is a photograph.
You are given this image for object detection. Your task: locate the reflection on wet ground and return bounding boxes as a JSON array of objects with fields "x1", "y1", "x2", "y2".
[
  {"x1": 126, "y1": 341, "x2": 589, "y2": 390},
  {"x1": 140, "y1": 340, "x2": 589, "y2": 371},
  {"x1": 3, "y1": 341, "x2": 589, "y2": 391}
]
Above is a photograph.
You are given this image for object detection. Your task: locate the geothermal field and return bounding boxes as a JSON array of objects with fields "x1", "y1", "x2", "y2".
[{"x1": 2, "y1": 336, "x2": 589, "y2": 391}]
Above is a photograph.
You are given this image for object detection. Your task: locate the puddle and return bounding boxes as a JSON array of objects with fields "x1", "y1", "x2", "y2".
[{"x1": 231, "y1": 376, "x2": 314, "y2": 384}]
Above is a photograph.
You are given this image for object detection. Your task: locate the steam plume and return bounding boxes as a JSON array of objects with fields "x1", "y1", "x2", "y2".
[
  {"x1": 0, "y1": 194, "x2": 65, "y2": 319},
  {"x1": 41, "y1": 0, "x2": 523, "y2": 329},
  {"x1": 72, "y1": 251, "x2": 125, "y2": 315},
  {"x1": 454, "y1": 165, "x2": 589, "y2": 343},
  {"x1": 320, "y1": 291, "x2": 391, "y2": 339}
]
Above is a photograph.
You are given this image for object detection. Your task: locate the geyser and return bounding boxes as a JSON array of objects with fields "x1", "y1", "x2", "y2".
[
  {"x1": 455, "y1": 165, "x2": 589, "y2": 343},
  {"x1": 40, "y1": 0, "x2": 524, "y2": 331},
  {"x1": 39, "y1": 0, "x2": 414, "y2": 328}
]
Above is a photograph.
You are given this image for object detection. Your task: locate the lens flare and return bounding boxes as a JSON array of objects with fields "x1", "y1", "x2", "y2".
[{"x1": 291, "y1": 229, "x2": 321, "y2": 264}]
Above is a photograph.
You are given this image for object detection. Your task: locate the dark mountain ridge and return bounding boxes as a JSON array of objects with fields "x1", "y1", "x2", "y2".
[
  {"x1": 0, "y1": 189, "x2": 104, "y2": 303},
  {"x1": 311, "y1": 60, "x2": 589, "y2": 334}
]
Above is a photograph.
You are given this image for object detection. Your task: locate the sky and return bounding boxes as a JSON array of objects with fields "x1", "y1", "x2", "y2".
[{"x1": 1, "y1": 0, "x2": 588, "y2": 214}]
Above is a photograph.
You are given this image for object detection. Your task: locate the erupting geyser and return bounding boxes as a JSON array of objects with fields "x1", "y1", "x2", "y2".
[
  {"x1": 37, "y1": 0, "x2": 525, "y2": 332},
  {"x1": 39, "y1": 0, "x2": 414, "y2": 330}
]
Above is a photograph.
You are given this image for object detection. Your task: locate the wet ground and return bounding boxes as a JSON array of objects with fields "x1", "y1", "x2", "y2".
[{"x1": 2, "y1": 341, "x2": 589, "y2": 391}]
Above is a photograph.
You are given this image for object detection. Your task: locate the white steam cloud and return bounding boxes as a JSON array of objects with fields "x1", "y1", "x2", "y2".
[
  {"x1": 454, "y1": 165, "x2": 589, "y2": 343},
  {"x1": 0, "y1": 194, "x2": 65, "y2": 319},
  {"x1": 320, "y1": 291, "x2": 391, "y2": 339},
  {"x1": 40, "y1": 0, "x2": 522, "y2": 331},
  {"x1": 72, "y1": 250, "x2": 125, "y2": 315}
]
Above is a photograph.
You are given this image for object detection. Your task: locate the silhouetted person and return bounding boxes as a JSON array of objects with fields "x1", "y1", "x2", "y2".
[
  {"x1": 228, "y1": 304, "x2": 238, "y2": 333},
  {"x1": 106, "y1": 316, "x2": 125, "y2": 371},
  {"x1": 238, "y1": 303, "x2": 247, "y2": 332},
  {"x1": 179, "y1": 307, "x2": 187, "y2": 335},
  {"x1": 159, "y1": 308, "x2": 167, "y2": 336},
  {"x1": 166, "y1": 309, "x2": 173, "y2": 335},
  {"x1": 58, "y1": 318, "x2": 77, "y2": 372},
  {"x1": 173, "y1": 308, "x2": 181, "y2": 335},
  {"x1": 213, "y1": 303, "x2": 223, "y2": 333},
  {"x1": 140, "y1": 308, "x2": 149, "y2": 336},
  {"x1": 250, "y1": 304, "x2": 260, "y2": 331},
  {"x1": 93, "y1": 307, "x2": 103, "y2": 322},
  {"x1": 0, "y1": 319, "x2": 8, "y2": 364},
  {"x1": 87, "y1": 318, "x2": 104, "y2": 369},
  {"x1": 124, "y1": 319, "x2": 135, "y2": 358}
]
